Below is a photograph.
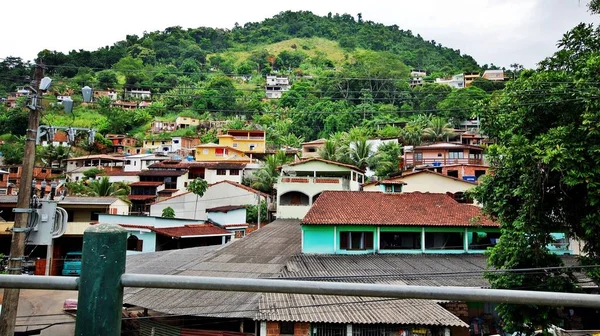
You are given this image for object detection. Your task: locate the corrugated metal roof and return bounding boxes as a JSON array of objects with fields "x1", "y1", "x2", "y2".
[
  {"x1": 123, "y1": 219, "x2": 302, "y2": 319},
  {"x1": 258, "y1": 294, "x2": 467, "y2": 327}
]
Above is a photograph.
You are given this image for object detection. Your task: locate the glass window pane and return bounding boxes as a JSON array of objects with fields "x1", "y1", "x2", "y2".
[
  {"x1": 468, "y1": 231, "x2": 501, "y2": 250},
  {"x1": 380, "y1": 232, "x2": 421, "y2": 250},
  {"x1": 425, "y1": 231, "x2": 464, "y2": 250}
]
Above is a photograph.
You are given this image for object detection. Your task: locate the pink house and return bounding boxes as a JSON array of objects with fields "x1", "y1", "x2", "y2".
[{"x1": 403, "y1": 143, "x2": 484, "y2": 168}]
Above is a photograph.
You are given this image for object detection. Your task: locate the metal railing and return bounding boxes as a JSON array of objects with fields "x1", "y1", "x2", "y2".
[{"x1": 0, "y1": 224, "x2": 599, "y2": 336}]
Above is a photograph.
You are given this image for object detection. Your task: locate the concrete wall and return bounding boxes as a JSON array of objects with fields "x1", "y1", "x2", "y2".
[
  {"x1": 150, "y1": 182, "x2": 264, "y2": 220},
  {"x1": 401, "y1": 173, "x2": 476, "y2": 193},
  {"x1": 107, "y1": 175, "x2": 139, "y2": 184},
  {"x1": 204, "y1": 168, "x2": 243, "y2": 185},
  {"x1": 98, "y1": 213, "x2": 204, "y2": 228},
  {"x1": 207, "y1": 208, "x2": 246, "y2": 225}
]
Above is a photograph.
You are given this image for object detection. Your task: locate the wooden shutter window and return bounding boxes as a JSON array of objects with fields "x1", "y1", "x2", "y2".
[
  {"x1": 340, "y1": 232, "x2": 349, "y2": 250},
  {"x1": 364, "y1": 232, "x2": 374, "y2": 249},
  {"x1": 136, "y1": 239, "x2": 143, "y2": 252}
]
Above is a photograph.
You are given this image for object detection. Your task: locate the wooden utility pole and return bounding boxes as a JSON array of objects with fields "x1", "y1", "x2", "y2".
[{"x1": 0, "y1": 61, "x2": 44, "y2": 336}]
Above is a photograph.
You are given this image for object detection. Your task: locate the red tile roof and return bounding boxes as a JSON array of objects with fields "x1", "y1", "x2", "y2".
[
  {"x1": 103, "y1": 171, "x2": 140, "y2": 176},
  {"x1": 128, "y1": 195, "x2": 157, "y2": 201},
  {"x1": 206, "y1": 205, "x2": 247, "y2": 213},
  {"x1": 283, "y1": 158, "x2": 364, "y2": 173},
  {"x1": 303, "y1": 191, "x2": 496, "y2": 227},
  {"x1": 138, "y1": 170, "x2": 187, "y2": 177},
  {"x1": 151, "y1": 224, "x2": 232, "y2": 238},
  {"x1": 377, "y1": 180, "x2": 407, "y2": 185},
  {"x1": 400, "y1": 170, "x2": 478, "y2": 184},
  {"x1": 149, "y1": 161, "x2": 246, "y2": 170},
  {"x1": 130, "y1": 181, "x2": 164, "y2": 187}
]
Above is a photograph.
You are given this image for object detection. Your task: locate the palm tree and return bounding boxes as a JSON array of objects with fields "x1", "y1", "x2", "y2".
[
  {"x1": 349, "y1": 139, "x2": 372, "y2": 170},
  {"x1": 400, "y1": 125, "x2": 424, "y2": 146},
  {"x1": 251, "y1": 151, "x2": 291, "y2": 194},
  {"x1": 424, "y1": 117, "x2": 455, "y2": 142},
  {"x1": 318, "y1": 140, "x2": 338, "y2": 161},
  {"x1": 368, "y1": 142, "x2": 402, "y2": 178},
  {"x1": 86, "y1": 177, "x2": 129, "y2": 198}
]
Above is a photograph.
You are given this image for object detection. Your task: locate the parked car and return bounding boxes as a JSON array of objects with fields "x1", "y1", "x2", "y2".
[{"x1": 61, "y1": 251, "x2": 82, "y2": 276}]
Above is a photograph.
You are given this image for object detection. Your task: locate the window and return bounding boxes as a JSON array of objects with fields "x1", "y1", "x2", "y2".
[
  {"x1": 384, "y1": 184, "x2": 402, "y2": 193},
  {"x1": 448, "y1": 150, "x2": 464, "y2": 159},
  {"x1": 173, "y1": 139, "x2": 179, "y2": 144},
  {"x1": 475, "y1": 170, "x2": 486, "y2": 178},
  {"x1": 125, "y1": 160, "x2": 131, "y2": 165},
  {"x1": 280, "y1": 322, "x2": 294, "y2": 335},
  {"x1": 339, "y1": 231, "x2": 374, "y2": 250},
  {"x1": 249, "y1": 144, "x2": 256, "y2": 151},
  {"x1": 447, "y1": 170, "x2": 459, "y2": 178},
  {"x1": 468, "y1": 231, "x2": 501, "y2": 250},
  {"x1": 229, "y1": 169, "x2": 240, "y2": 176},
  {"x1": 217, "y1": 169, "x2": 227, "y2": 175},
  {"x1": 380, "y1": 231, "x2": 421, "y2": 250},
  {"x1": 414, "y1": 152, "x2": 423, "y2": 161},
  {"x1": 307, "y1": 147, "x2": 317, "y2": 153},
  {"x1": 425, "y1": 231, "x2": 464, "y2": 250},
  {"x1": 215, "y1": 148, "x2": 224, "y2": 156},
  {"x1": 127, "y1": 235, "x2": 143, "y2": 252},
  {"x1": 162, "y1": 147, "x2": 169, "y2": 152},
  {"x1": 233, "y1": 143, "x2": 238, "y2": 148},
  {"x1": 203, "y1": 149, "x2": 209, "y2": 155}
]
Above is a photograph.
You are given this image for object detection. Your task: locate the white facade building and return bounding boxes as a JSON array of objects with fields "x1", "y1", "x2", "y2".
[
  {"x1": 435, "y1": 74, "x2": 465, "y2": 89},
  {"x1": 276, "y1": 158, "x2": 365, "y2": 219},
  {"x1": 150, "y1": 180, "x2": 269, "y2": 220},
  {"x1": 265, "y1": 75, "x2": 291, "y2": 99}
]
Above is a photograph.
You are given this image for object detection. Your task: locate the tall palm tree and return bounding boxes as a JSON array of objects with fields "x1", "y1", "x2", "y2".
[
  {"x1": 251, "y1": 151, "x2": 291, "y2": 194},
  {"x1": 318, "y1": 140, "x2": 338, "y2": 161},
  {"x1": 349, "y1": 139, "x2": 372, "y2": 170},
  {"x1": 424, "y1": 117, "x2": 455, "y2": 142}
]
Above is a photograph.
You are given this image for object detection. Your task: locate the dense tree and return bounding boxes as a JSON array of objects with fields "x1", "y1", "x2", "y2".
[
  {"x1": 161, "y1": 207, "x2": 176, "y2": 218},
  {"x1": 472, "y1": 8, "x2": 600, "y2": 331}
]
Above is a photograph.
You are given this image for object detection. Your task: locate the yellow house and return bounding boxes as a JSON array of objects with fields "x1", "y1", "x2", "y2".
[
  {"x1": 175, "y1": 116, "x2": 201, "y2": 129},
  {"x1": 218, "y1": 130, "x2": 266, "y2": 154},
  {"x1": 194, "y1": 144, "x2": 251, "y2": 162}
]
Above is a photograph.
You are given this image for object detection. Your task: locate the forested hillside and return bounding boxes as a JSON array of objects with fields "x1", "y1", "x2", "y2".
[{"x1": 0, "y1": 10, "x2": 502, "y2": 162}]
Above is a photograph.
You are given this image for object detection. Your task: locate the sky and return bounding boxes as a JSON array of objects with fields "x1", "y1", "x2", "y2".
[{"x1": 2, "y1": 0, "x2": 598, "y2": 69}]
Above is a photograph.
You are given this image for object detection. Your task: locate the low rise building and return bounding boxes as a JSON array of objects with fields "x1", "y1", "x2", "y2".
[
  {"x1": 265, "y1": 75, "x2": 291, "y2": 99},
  {"x1": 300, "y1": 139, "x2": 326, "y2": 158},
  {"x1": 276, "y1": 158, "x2": 365, "y2": 219},
  {"x1": 482, "y1": 69, "x2": 505, "y2": 81}
]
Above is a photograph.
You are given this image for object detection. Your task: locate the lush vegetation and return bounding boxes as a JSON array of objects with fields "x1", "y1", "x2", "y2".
[{"x1": 472, "y1": 1, "x2": 600, "y2": 332}]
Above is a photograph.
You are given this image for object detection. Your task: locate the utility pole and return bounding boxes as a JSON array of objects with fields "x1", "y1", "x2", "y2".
[{"x1": 0, "y1": 61, "x2": 44, "y2": 336}]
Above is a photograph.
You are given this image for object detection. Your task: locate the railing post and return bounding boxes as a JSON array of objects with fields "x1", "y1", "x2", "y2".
[{"x1": 75, "y1": 224, "x2": 127, "y2": 336}]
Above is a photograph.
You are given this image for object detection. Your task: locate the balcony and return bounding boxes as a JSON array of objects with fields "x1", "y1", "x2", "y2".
[
  {"x1": 411, "y1": 158, "x2": 483, "y2": 166},
  {"x1": 278, "y1": 176, "x2": 351, "y2": 190}
]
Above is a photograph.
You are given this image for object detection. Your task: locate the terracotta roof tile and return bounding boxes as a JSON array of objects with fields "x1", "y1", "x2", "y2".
[
  {"x1": 130, "y1": 181, "x2": 164, "y2": 187},
  {"x1": 151, "y1": 224, "x2": 232, "y2": 238},
  {"x1": 128, "y1": 195, "x2": 157, "y2": 201},
  {"x1": 303, "y1": 191, "x2": 496, "y2": 227},
  {"x1": 138, "y1": 170, "x2": 187, "y2": 177},
  {"x1": 283, "y1": 158, "x2": 364, "y2": 173},
  {"x1": 103, "y1": 171, "x2": 140, "y2": 176}
]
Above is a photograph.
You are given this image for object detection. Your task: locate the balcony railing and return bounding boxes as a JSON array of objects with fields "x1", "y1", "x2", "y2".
[{"x1": 411, "y1": 158, "x2": 483, "y2": 166}]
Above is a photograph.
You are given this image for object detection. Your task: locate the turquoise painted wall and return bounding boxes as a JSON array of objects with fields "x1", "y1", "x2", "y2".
[
  {"x1": 301, "y1": 225, "x2": 570, "y2": 255},
  {"x1": 303, "y1": 226, "x2": 335, "y2": 254}
]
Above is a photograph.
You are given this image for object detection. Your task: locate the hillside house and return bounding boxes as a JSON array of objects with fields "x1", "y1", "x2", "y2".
[
  {"x1": 300, "y1": 139, "x2": 326, "y2": 158},
  {"x1": 175, "y1": 116, "x2": 201, "y2": 129},
  {"x1": 482, "y1": 70, "x2": 505, "y2": 81},
  {"x1": 148, "y1": 160, "x2": 247, "y2": 185},
  {"x1": 265, "y1": 75, "x2": 291, "y2": 99},
  {"x1": 93, "y1": 89, "x2": 118, "y2": 101},
  {"x1": 125, "y1": 89, "x2": 151, "y2": 100},
  {"x1": 151, "y1": 120, "x2": 177, "y2": 133},
  {"x1": 106, "y1": 134, "x2": 137, "y2": 153},
  {"x1": 435, "y1": 74, "x2": 465, "y2": 89},
  {"x1": 362, "y1": 170, "x2": 477, "y2": 196},
  {"x1": 276, "y1": 158, "x2": 365, "y2": 219},
  {"x1": 403, "y1": 143, "x2": 484, "y2": 169},
  {"x1": 99, "y1": 214, "x2": 233, "y2": 255},
  {"x1": 123, "y1": 154, "x2": 170, "y2": 172},
  {"x1": 150, "y1": 180, "x2": 269, "y2": 221}
]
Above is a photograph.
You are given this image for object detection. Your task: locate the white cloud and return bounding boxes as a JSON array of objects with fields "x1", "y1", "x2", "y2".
[{"x1": 1, "y1": 0, "x2": 598, "y2": 68}]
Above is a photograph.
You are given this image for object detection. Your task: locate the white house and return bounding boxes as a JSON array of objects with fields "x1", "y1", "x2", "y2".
[
  {"x1": 265, "y1": 75, "x2": 291, "y2": 99},
  {"x1": 276, "y1": 158, "x2": 365, "y2": 219},
  {"x1": 124, "y1": 154, "x2": 170, "y2": 172},
  {"x1": 435, "y1": 74, "x2": 465, "y2": 89},
  {"x1": 98, "y1": 214, "x2": 233, "y2": 255},
  {"x1": 362, "y1": 170, "x2": 477, "y2": 194},
  {"x1": 150, "y1": 180, "x2": 269, "y2": 221},
  {"x1": 206, "y1": 205, "x2": 249, "y2": 239}
]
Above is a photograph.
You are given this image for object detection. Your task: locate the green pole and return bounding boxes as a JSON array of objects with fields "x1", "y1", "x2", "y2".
[{"x1": 75, "y1": 224, "x2": 127, "y2": 336}]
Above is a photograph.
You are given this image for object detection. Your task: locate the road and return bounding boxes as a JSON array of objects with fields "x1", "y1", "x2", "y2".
[{"x1": 15, "y1": 289, "x2": 77, "y2": 336}]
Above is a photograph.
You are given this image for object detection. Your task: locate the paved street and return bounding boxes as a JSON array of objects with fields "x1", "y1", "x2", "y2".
[{"x1": 15, "y1": 289, "x2": 77, "y2": 336}]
